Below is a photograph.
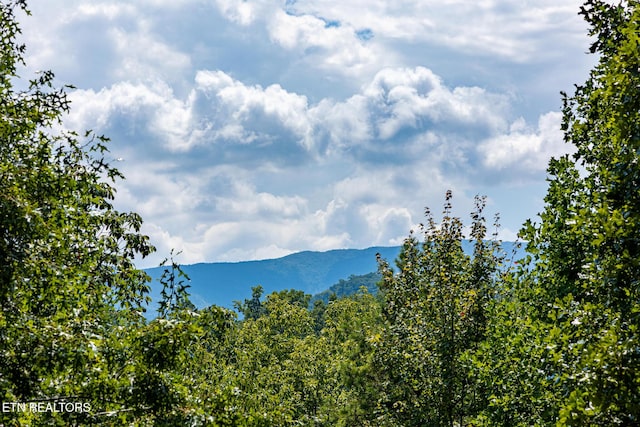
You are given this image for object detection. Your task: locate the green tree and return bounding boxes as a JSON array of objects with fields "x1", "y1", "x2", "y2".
[
  {"x1": 375, "y1": 192, "x2": 504, "y2": 426},
  {"x1": 0, "y1": 2, "x2": 172, "y2": 424},
  {"x1": 470, "y1": 269, "x2": 561, "y2": 426},
  {"x1": 311, "y1": 272, "x2": 382, "y2": 305},
  {"x1": 230, "y1": 290, "x2": 318, "y2": 425},
  {"x1": 320, "y1": 289, "x2": 383, "y2": 426},
  {"x1": 517, "y1": 0, "x2": 640, "y2": 424},
  {"x1": 234, "y1": 285, "x2": 267, "y2": 320},
  {"x1": 186, "y1": 304, "x2": 241, "y2": 426},
  {"x1": 157, "y1": 250, "x2": 195, "y2": 318}
]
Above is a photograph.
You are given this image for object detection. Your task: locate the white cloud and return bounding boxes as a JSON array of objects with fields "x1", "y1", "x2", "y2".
[
  {"x1": 478, "y1": 111, "x2": 572, "y2": 173},
  {"x1": 287, "y1": 0, "x2": 588, "y2": 62},
  {"x1": 64, "y1": 61, "x2": 564, "y2": 267},
  {"x1": 67, "y1": 65, "x2": 513, "y2": 159},
  {"x1": 17, "y1": 0, "x2": 595, "y2": 266},
  {"x1": 310, "y1": 95, "x2": 372, "y2": 149},
  {"x1": 268, "y1": 9, "x2": 388, "y2": 76},
  {"x1": 72, "y1": 3, "x2": 137, "y2": 20},
  {"x1": 361, "y1": 205, "x2": 414, "y2": 245},
  {"x1": 198, "y1": 71, "x2": 314, "y2": 149},
  {"x1": 214, "y1": 181, "x2": 308, "y2": 219},
  {"x1": 67, "y1": 80, "x2": 199, "y2": 151},
  {"x1": 213, "y1": 0, "x2": 261, "y2": 25},
  {"x1": 109, "y1": 23, "x2": 192, "y2": 82},
  {"x1": 363, "y1": 67, "x2": 509, "y2": 140}
]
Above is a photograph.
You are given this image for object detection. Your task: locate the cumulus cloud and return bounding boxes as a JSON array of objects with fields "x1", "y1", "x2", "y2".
[
  {"x1": 363, "y1": 67, "x2": 509, "y2": 140},
  {"x1": 213, "y1": 0, "x2": 262, "y2": 25},
  {"x1": 195, "y1": 70, "x2": 314, "y2": 150},
  {"x1": 214, "y1": 181, "x2": 308, "y2": 219},
  {"x1": 267, "y1": 9, "x2": 389, "y2": 76},
  {"x1": 478, "y1": 111, "x2": 572, "y2": 174},
  {"x1": 64, "y1": 60, "x2": 571, "y2": 267},
  {"x1": 66, "y1": 80, "x2": 201, "y2": 153},
  {"x1": 217, "y1": 0, "x2": 584, "y2": 64},
  {"x1": 109, "y1": 23, "x2": 192, "y2": 82},
  {"x1": 285, "y1": 0, "x2": 588, "y2": 62},
  {"x1": 67, "y1": 65, "x2": 513, "y2": 162}
]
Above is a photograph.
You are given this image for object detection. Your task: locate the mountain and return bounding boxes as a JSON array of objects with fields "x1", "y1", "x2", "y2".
[
  {"x1": 143, "y1": 241, "x2": 525, "y2": 315},
  {"x1": 144, "y1": 246, "x2": 403, "y2": 313}
]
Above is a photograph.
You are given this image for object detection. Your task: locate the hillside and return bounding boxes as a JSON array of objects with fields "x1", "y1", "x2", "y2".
[
  {"x1": 310, "y1": 272, "x2": 383, "y2": 305},
  {"x1": 144, "y1": 241, "x2": 524, "y2": 314},
  {"x1": 144, "y1": 246, "x2": 403, "y2": 312}
]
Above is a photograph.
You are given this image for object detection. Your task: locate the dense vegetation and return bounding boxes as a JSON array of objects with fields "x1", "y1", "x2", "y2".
[
  {"x1": 1, "y1": 0, "x2": 639, "y2": 425},
  {"x1": 310, "y1": 272, "x2": 382, "y2": 305}
]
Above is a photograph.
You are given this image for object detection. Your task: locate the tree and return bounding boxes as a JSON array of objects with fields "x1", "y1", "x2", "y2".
[
  {"x1": 230, "y1": 290, "x2": 319, "y2": 425},
  {"x1": 0, "y1": 2, "x2": 156, "y2": 424},
  {"x1": 375, "y1": 192, "x2": 504, "y2": 426},
  {"x1": 518, "y1": 0, "x2": 640, "y2": 423},
  {"x1": 233, "y1": 285, "x2": 267, "y2": 320},
  {"x1": 157, "y1": 250, "x2": 195, "y2": 318},
  {"x1": 320, "y1": 289, "x2": 383, "y2": 426},
  {"x1": 311, "y1": 272, "x2": 382, "y2": 305},
  {"x1": 470, "y1": 269, "x2": 561, "y2": 426}
]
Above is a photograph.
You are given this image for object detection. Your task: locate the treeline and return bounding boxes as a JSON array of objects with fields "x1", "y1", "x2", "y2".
[
  {"x1": 310, "y1": 271, "x2": 382, "y2": 305},
  {"x1": 1, "y1": 0, "x2": 639, "y2": 425}
]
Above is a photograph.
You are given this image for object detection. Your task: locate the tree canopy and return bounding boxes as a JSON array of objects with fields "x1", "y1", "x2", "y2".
[{"x1": 517, "y1": 0, "x2": 640, "y2": 423}]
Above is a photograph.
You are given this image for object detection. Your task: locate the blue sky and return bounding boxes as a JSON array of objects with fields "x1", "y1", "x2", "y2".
[{"x1": 20, "y1": 0, "x2": 596, "y2": 267}]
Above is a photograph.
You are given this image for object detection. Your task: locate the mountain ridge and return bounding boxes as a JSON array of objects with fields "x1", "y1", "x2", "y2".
[
  {"x1": 144, "y1": 241, "x2": 524, "y2": 314},
  {"x1": 144, "y1": 245, "x2": 404, "y2": 312}
]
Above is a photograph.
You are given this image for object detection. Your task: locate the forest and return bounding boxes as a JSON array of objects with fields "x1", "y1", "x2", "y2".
[{"x1": 1, "y1": 0, "x2": 639, "y2": 425}]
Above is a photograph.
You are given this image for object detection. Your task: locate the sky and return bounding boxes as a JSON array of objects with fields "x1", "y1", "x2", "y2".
[{"x1": 18, "y1": 0, "x2": 597, "y2": 268}]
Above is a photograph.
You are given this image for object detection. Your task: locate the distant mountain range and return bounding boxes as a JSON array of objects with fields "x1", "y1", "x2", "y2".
[
  {"x1": 144, "y1": 246, "x2": 401, "y2": 313},
  {"x1": 143, "y1": 241, "x2": 524, "y2": 315}
]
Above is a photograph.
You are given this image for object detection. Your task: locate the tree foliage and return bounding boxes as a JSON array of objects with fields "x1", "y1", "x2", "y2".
[
  {"x1": 0, "y1": 1, "x2": 157, "y2": 424},
  {"x1": 374, "y1": 192, "x2": 504, "y2": 426},
  {"x1": 310, "y1": 272, "x2": 382, "y2": 305},
  {"x1": 517, "y1": 0, "x2": 640, "y2": 424}
]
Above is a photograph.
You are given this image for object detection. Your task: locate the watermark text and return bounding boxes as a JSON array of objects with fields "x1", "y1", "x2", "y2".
[{"x1": 1, "y1": 401, "x2": 91, "y2": 413}]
